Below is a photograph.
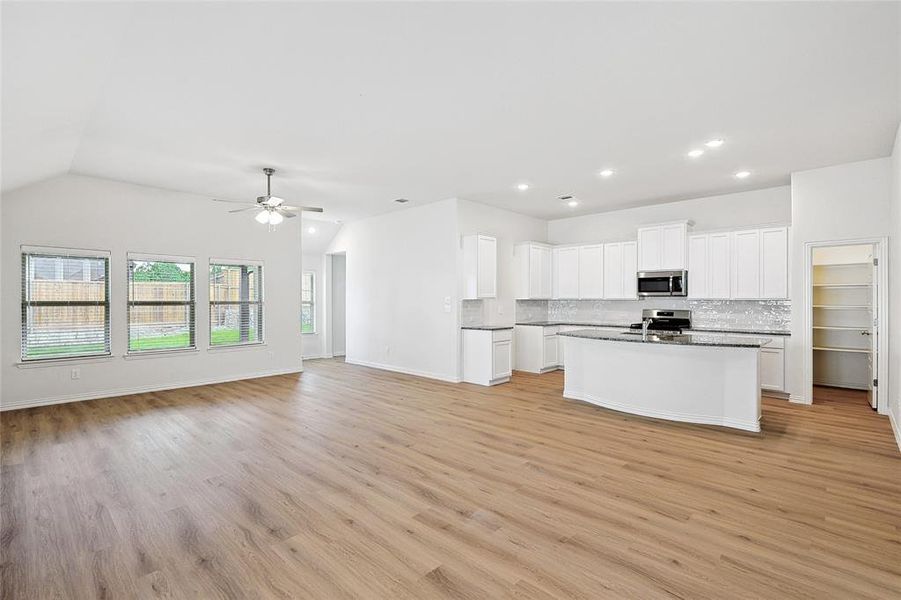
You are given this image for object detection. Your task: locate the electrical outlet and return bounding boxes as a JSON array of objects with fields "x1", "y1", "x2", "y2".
[{"x1": 71, "y1": 368, "x2": 81, "y2": 380}]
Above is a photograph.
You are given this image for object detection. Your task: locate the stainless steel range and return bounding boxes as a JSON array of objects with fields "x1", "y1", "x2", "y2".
[{"x1": 629, "y1": 308, "x2": 692, "y2": 333}]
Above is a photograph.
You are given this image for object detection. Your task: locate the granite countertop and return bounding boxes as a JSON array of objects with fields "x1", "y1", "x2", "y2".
[
  {"x1": 461, "y1": 325, "x2": 514, "y2": 331},
  {"x1": 557, "y1": 329, "x2": 771, "y2": 348},
  {"x1": 515, "y1": 321, "x2": 790, "y2": 337}
]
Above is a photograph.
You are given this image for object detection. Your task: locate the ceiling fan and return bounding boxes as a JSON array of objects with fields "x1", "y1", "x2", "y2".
[{"x1": 214, "y1": 168, "x2": 323, "y2": 229}]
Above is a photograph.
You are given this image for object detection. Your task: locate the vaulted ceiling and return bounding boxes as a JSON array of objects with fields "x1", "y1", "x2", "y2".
[{"x1": 3, "y1": 2, "x2": 899, "y2": 222}]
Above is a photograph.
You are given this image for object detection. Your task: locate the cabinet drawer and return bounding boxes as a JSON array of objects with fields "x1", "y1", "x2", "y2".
[{"x1": 492, "y1": 329, "x2": 513, "y2": 343}]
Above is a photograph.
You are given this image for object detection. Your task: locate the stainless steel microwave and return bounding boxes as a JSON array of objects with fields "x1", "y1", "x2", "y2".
[{"x1": 637, "y1": 270, "x2": 688, "y2": 297}]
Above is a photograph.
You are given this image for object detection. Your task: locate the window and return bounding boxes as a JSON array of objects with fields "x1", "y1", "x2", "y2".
[
  {"x1": 21, "y1": 249, "x2": 110, "y2": 360},
  {"x1": 301, "y1": 271, "x2": 315, "y2": 334},
  {"x1": 209, "y1": 262, "x2": 263, "y2": 346},
  {"x1": 127, "y1": 256, "x2": 195, "y2": 353}
]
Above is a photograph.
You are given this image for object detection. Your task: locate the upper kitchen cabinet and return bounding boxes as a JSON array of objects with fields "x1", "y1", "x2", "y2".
[
  {"x1": 637, "y1": 221, "x2": 688, "y2": 271},
  {"x1": 552, "y1": 246, "x2": 580, "y2": 299},
  {"x1": 514, "y1": 242, "x2": 552, "y2": 299},
  {"x1": 731, "y1": 226, "x2": 789, "y2": 299},
  {"x1": 688, "y1": 231, "x2": 731, "y2": 299},
  {"x1": 462, "y1": 234, "x2": 497, "y2": 299},
  {"x1": 578, "y1": 244, "x2": 604, "y2": 299},
  {"x1": 603, "y1": 241, "x2": 638, "y2": 299}
]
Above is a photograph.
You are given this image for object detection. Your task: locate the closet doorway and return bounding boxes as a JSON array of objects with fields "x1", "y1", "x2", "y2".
[{"x1": 805, "y1": 240, "x2": 886, "y2": 411}]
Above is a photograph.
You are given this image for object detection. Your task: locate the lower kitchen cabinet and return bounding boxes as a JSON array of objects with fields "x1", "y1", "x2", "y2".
[
  {"x1": 514, "y1": 325, "x2": 560, "y2": 373},
  {"x1": 462, "y1": 328, "x2": 513, "y2": 386}
]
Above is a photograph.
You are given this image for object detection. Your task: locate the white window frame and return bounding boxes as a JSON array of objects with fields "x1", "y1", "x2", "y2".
[
  {"x1": 302, "y1": 270, "x2": 316, "y2": 334},
  {"x1": 20, "y1": 245, "x2": 111, "y2": 362},
  {"x1": 209, "y1": 259, "x2": 265, "y2": 347},
  {"x1": 126, "y1": 253, "x2": 196, "y2": 355}
]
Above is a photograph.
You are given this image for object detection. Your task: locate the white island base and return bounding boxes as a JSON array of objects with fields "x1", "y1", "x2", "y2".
[{"x1": 562, "y1": 336, "x2": 762, "y2": 432}]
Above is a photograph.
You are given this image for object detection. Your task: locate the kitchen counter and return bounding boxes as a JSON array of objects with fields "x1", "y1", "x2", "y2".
[
  {"x1": 558, "y1": 329, "x2": 771, "y2": 348},
  {"x1": 461, "y1": 325, "x2": 514, "y2": 331},
  {"x1": 516, "y1": 321, "x2": 790, "y2": 337},
  {"x1": 561, "y1": 330, "x2": 762, "y2": 432}
]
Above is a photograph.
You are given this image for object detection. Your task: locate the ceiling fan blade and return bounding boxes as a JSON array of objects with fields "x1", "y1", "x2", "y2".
[
  {"x1": 213, "y1": 198, "x2": 257, "y2": 205},
  {"x1": 276, "y1": 208, "x2": 297, "y2": 218},
  {"x1": 280, "y1": 205, "x2": 323, "y2": 213},
  {"x1": 228, "y1": 206, "x2": 261, "y2": 213}
]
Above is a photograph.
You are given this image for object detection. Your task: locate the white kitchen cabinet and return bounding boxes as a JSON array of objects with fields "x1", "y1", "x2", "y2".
[
  {"x1": 688, "y1": 234, "x2": 708, "y2": 298},
  {"x1": 760, "y1": 227, "x2": 788, "y2": 299},
  {"x1": 462, "y1": 328, "x2": 512, "y2": 386},
  {"x1": 708, "y1": 232, "x2": 732, "y2": 298},
  {"x1": 637, "y1": 222, "x2": 688, "y2": 271},
  {"x1": 513, "y1": 325, "x2": 560, "y2": 373},
  {"x1": 578, "y1": 244, "x2": 604, "y2": 299},
  {"x1": 515, "y1": 242, "x2": 552, "y2": 299},
  {"x1": 689, "y1": 232, "x2": 731, "y2": 299},
  {"x1": 603, "y1": 241, "x2": 638, "y2": 299},
  {"x1": 552, "y1": 246, "x2": 580, "y2": 299},
  {"x1": 760, "y1": 347, "x2": 785, "y2": 392},
  {"x1": 732, "y1": 229, "x2": 761, "y2": 299},
  {"x1": 462, "y1": 234, "x2": 497, "y2": 299}
]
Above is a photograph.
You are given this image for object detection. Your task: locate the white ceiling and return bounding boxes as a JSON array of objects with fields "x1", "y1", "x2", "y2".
[{"x1": 3, "y1": 2, "x2": 899, "y2": 222}]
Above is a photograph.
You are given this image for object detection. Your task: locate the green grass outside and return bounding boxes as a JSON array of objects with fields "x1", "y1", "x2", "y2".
[{"x1": 24, "y1": 328, "x2": 259, "y2": 358}]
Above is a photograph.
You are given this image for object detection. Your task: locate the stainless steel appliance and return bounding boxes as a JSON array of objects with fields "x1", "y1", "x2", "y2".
[
  {"x1": 637, "y1": 269, "x2": 688, "y2": 297},
  {"x1": 629, "y1": 309, "x2": 692, "y2": 333}
]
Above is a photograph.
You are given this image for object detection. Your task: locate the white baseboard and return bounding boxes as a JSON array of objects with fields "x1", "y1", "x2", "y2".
[
  {"x1": 563, "y1": 388, "x2": 761, "y2": 433},
  {"x1": 0, "y1": 367, "x2": 303, "y2": 412},
  {"x1": 789, "y1": 393, "x2": 809, "y2": 405},
  {"x1": 345, "y1": 358, "x2": 461, "y2": 383},
  {"x1": 301, "y1": 354, "x2": 331, "y2": 360},
  {"x1": 889, "y1": 409, "x2": 901, "y2": 454}
]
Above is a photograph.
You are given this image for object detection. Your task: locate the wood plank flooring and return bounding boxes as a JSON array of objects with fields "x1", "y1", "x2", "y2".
[{"x1": 2, "y1": 359, "x2": 900, "y2": 599}]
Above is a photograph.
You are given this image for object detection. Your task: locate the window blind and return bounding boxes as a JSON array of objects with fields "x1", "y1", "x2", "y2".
[
  {"x1": 301, "y1": 271, "x2": 315, "y2": 334},
  {"x1": 21, "y1": 250, "x2": 111, "y2": 360},
  {"x1": 209, "y1": 263, "x2": 263, "y2": 346},
  {"x1": 127, "y1": 257, "x2": 195, "y2": 352}
]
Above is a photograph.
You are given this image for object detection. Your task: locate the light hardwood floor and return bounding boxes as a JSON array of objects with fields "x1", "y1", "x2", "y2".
[{"x1": 2, "y1": 360, "x2": 899, "y2": 599}]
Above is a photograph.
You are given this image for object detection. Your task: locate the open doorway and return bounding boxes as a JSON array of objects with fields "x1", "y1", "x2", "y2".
[
  {"x1": 807, "y1": 241, "x2": 885, "y2": 411},
  {"x1": 330, "y1": 253, "x2": 346, "y2": 357}
]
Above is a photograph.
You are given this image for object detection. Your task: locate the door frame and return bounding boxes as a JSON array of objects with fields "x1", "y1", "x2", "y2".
[{"x1": 803, "y1": 237, "x2": 888, "y2": 414}]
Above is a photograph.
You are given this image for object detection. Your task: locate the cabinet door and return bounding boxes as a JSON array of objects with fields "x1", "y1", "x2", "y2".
[
  {"x1": 603, "y1": 242, "x2": 624, "y2": 299},
  {"x1": 732, "y1": 230, "x2": 761, "y2": 299},
  {"x1": 760, "y1": 227, "x2": 788, "y2": 299},
  {"x1": 637, "y1": 227, "x2": 661, "y2": 271},
  {"x1": 553, "y1": 246, "x2": 580, "y2": 299},
  {"x1": 579, "y1": 244, "x2": 604, "y2": 299},
  {"x1": 539, "y1": 246, "x2": 552, "y2": 299},
  {"x1": 708, "y1": 232, "x2": 732, "y2": 299},
  {"x1": 492, "y1": 341, "x2": 512, "y2": 379},
  {"x1": 622, "y1": 241, "x2": 638, "y2": 299},
  {"x1": 542, "y1": 335, "x2": 558, "y2": 368},
  {"x1": 661, "y1": 223, "x2": 687, "y2": 270},
  {"x1": 477, "y1": 236, "x2": 497, "y2": 298},
  {"x1": 687, "y1": 234, "x2": 708, "y2": 299},
  {"x1": 760, "y1": 348, "x2": 785, "y2": 391}
]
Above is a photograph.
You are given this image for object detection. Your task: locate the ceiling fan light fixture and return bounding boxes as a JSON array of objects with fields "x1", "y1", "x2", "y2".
[
  {"x1": 269, "y1": 210, "x2": 284, "y2": 225},
  {"x1": 255, "y1": 210, "x2": 271, "y2": 224}
]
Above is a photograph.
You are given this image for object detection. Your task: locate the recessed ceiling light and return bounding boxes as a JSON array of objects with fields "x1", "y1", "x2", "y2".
[
  {"x1": 705, "y1": 138, "x2": 725, "y2": 148},
  {"x1": 394, "y1": 198, "x2": 409, "y2": 203},
  {"x1": 567, "y1": 200, "x2": 579, "y2": 208},
  {"x1": 516, "y1": 183, "x2": 530, "y2": 191},
  {"x1": 599, "y1": 169, "x2": 615, "y2": 178},
  {"x1": 307, "y1": 226, "x2": 317, "y2": 234},
  {"x1": 734, "y1": 170, "x2": 751, "y2": 179},
  {"x1": 687, "y1": 149, "x2": 705, "y2": 158}
]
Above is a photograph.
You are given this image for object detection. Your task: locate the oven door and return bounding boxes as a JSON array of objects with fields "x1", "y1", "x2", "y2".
[{"x1": 637, "y1": 273, "x2": 673, "y2": 296}]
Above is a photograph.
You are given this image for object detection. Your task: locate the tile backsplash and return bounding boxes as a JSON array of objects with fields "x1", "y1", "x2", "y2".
[{"x1": 520, "y1": 298, "x2": 791, "y2": 331}]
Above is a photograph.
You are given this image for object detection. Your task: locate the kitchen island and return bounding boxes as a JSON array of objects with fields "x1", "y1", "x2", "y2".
[{"x1": 559, "y1": 329, "x2": 769, "y2": 432}]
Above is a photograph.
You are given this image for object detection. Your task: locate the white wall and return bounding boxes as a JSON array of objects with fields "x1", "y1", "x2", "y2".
[
  {"x1": 1, "y1": 174, "x2": 303, "y2": 409},
  {"x1": 890, "y1": 123, "x2": 901, "y2": 446},
  {"x1": 301, "y1": 253, "x2": 327, "y2": 359},
  {"x1": 789, "y1": 157, "x2": 893, "y2": 404},
  {"x1": 330, "y1": 253, "x2": 346, "y2": 356},
  {"x1": 326, "y1": 199, "x2": 460, "y2": 381},
  {"x1": 457, "y1": 199, "x2": 547, "y2": 325},
  {"x1": 548, "y1": 186, "x2": 791, "y2": 243}
]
